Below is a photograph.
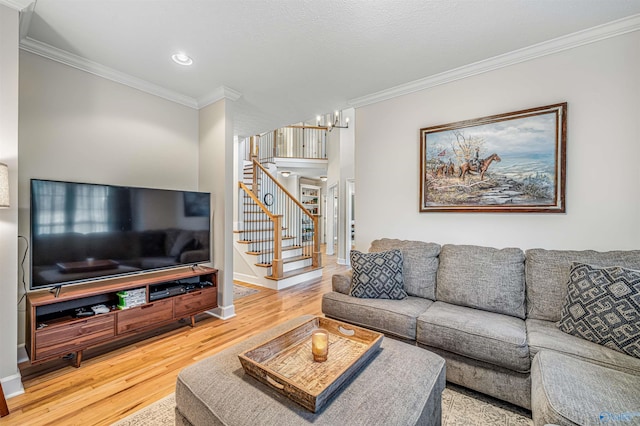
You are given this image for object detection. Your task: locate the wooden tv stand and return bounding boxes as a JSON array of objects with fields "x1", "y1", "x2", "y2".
[{"x1": 25, "y1": 266, "x2": 218, "y2": 367}]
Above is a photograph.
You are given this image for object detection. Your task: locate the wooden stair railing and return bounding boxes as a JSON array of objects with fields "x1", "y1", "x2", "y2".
[
  {"x1": 238, "y1": 160, "x2": 320, "y2": 279},
  {"x1": 238, "y1": 182, "x2": 285, "y2": 277}
]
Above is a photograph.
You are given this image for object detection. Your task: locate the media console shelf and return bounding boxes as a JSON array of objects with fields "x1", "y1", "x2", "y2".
[{"x1": 26, "y1": 266, "x2": 218, "y2": 367}]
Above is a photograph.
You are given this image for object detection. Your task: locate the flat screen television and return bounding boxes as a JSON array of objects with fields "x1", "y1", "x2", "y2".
[{"x1": 30, "y1": 179, "x2": 211, "y2": 290}]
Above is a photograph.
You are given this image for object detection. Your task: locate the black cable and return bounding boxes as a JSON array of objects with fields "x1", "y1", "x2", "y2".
[{"x1": 17, "y1": 235, "x2": 29, "y2": 308}]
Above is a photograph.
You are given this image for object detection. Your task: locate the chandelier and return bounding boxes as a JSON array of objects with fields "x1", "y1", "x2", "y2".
[{"x1": 316, "y1": 111, "x2": 349, "y2": 132}]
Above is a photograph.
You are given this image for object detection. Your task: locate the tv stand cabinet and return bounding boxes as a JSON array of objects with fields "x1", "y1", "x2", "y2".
[{"x1": 26, "y1": 266, "x2": 218, "y2": 367}]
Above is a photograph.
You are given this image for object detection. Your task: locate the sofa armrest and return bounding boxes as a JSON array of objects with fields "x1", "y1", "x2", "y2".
[{"x1": 332, "y1": 270, "x2": 353, "y2": 294}]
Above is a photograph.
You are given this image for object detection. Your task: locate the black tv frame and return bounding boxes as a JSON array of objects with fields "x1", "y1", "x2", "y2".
[{"x1": 29, "y1": 178, "x2": 211, "y2": 292}]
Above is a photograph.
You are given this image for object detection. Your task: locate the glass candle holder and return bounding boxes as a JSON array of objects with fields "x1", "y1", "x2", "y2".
[{"x1": 311, "y1": 329, "x2": 329, "y2": 362}]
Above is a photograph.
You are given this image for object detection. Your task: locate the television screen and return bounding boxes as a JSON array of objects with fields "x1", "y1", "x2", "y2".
[{"x1": 30, "y1": 179, "x2": 211, "y2": 290}]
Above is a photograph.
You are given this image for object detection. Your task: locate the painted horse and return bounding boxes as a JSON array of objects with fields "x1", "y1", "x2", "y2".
[
  {"x1": 459, "y1": 153, "x2": 501, "y2": 180},
  {"x1": 435, "y1": 161, "x2": 456, "y2": 177}
]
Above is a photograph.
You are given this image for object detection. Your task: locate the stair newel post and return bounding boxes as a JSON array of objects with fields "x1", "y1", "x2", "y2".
[
  {"x1": 312, "y1": 214, "x2": 321, "y2": 268},
  {"x1": 272, "y1": 215, "x2": 284, "y2": 279},
  {"x1": 252, "y1": 159, "x2": 259, "y2": 197},
  {"x1": 250, "y1": 135, "x2": 258, "y2": 162}
]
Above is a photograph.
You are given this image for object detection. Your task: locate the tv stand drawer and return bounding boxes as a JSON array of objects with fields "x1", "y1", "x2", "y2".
[
  {"x1": 116, "y1": 299, "x2": 173, "y2": 334},
  {"x1": 35, "y1": 315, "x2": 115, "y2": 360},
  {"x1": 174, "y1": 288, "x2": 217, "y2": 318}
]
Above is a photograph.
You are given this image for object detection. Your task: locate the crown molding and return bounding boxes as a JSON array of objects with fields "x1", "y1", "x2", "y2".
[
  {"x1": 18, "y1": 0, "x2": 34, "y2": 40},
  {"x1": 349, "y1": 13, "x2": 640, "y2": 109},
  {"x1": 0, "y1": 0, "x2": 33, "y2": 11},
  {"x1": 19, "y1": 37, "x2": 244, "y2": 109},
  {"x1": 20, "y1": 37, "x2": 200, "y2": 108},
  {"x1": 198, "y1": 86, "x2": 242, "y2": 108}
]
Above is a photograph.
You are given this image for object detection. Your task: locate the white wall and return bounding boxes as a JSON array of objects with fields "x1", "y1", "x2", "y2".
[
  {"x1": 338, "y1": 108, "x2": 355, "y2": 263},
  {"x1": 356, "y1": 32, "x2": 640, "y2": 252},
  {"x1": 199, "y1": 99, "x2": 235, "y2": 319},
  {"x1": 18, "y1": 52, "x2": 200, "y2": 344},
  {"x1": 0, "y1": 4, "x2": 22, "y2": 397},
  {"x1": 324, "y1": 108, "x2": 355, "y2": 263}
]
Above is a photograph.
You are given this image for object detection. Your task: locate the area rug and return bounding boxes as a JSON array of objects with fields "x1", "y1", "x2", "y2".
[
  {"x1": 233, "y1": 284, "x2": 259, "y2": 300},
  {"x1": 112, "y1": 384, "x2": 532, "y2": 425}
]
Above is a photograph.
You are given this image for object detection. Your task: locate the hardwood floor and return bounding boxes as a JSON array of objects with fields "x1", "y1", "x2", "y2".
[{"x1": 4, "y1": 253, "x2": 349, "y2": 426}]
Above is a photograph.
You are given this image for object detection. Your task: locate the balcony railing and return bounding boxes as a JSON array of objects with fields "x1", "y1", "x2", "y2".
[{"x1": 244, "y1": 126, "x2": 327, "y2": 163}]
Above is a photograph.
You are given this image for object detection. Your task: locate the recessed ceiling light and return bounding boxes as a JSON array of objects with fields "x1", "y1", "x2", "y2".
[{"x1": 171, "y1": 53, "x2": 193, "y2": 66}]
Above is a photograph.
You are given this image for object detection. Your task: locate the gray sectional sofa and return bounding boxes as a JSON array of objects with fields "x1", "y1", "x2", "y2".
[{"x1": 322, "y1": 239, "x2": 640, "y2": 425}]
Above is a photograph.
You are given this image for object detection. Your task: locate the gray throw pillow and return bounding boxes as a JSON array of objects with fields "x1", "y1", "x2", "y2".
[
  {"x1": 369, "y1": 239, "x2": 440, "y2": 300},
  {"x1": 350, "y1": 250, "x2": 407, "y2": 300},
  {"x1": 557, "y1": 262, "x2": 640, "y2": 359}
]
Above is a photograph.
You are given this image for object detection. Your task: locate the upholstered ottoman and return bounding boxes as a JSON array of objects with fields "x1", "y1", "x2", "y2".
[
  {"x1": 531, "y1": 350, "x2": 640, "y2": 425},
  {"x1": 175, "y1": 315, "x2": 446, "y2": 425}
]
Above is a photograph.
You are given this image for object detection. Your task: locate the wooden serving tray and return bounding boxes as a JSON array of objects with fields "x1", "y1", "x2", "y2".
[{"x1": 238, "y1": 316, "x2": 383, "y2": 413}]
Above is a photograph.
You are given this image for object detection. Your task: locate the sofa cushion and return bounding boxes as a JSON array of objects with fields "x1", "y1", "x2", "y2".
[
  {"x1": 416, "y1": 301, "x2": 529, "y2": 372},
  {"x1": 527, "y1": 318, "x2": 640, "y2": 375},
  {"x1": 369, "y1": 239, "x2": 441, "y2": 300},
  {"x1": 531, "y1": 350, "x2": 640, "y2": 426},
  {"x1": 436, "y1": 244, "x2": 526, "y2": 318},
  {"x1": 322, "y1": 292, "x2": 432, "y2": 340},
  {"x1": 350, "y1": 250, "x2": 407, "y2": 300},
  {"x1": 557, "y1": 263, "x2": 640, "y2": 358},
  {"x1": 525, "y1": 248, "x2": 640, "y2": 321}
]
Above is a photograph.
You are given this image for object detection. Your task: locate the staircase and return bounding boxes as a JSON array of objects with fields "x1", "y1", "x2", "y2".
[{"x1": 233, "y1": 160, "x2": 322, "y2": 290}]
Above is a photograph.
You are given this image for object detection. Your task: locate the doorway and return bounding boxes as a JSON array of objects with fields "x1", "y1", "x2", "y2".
[
  {"x1": 345, "y1": 179, "x2": 355, "y2": 264},
  {"x1": 326, "y1": 184, "x2": 338, "y2": 256}
]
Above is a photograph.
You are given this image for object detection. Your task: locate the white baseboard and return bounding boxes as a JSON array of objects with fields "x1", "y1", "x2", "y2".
[
  {"x1": 233, "y1": 271, "x2": 321, "y2": 290},
  {"x1": 1, "y1": 372, "x2": 24, "y2": 399},
  {"x1": 233, "y1": 272, "x2": 277, "y2": 289},
  {"x1": 337, "y1": 257, "x2": 349, "y2": 265},
  {"x1": 17, "y1": 344, "x2": 28, "y2": 364},
  {"x1": 208, "y1": 304, "x2": 236, "y2": 320}
]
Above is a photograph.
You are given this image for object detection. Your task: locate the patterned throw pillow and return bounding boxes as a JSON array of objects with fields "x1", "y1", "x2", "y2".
[
  {"x1": 349, "y1": 250, "x2": 407, "y2": 300},
  {"x1": 557, "y1": 262, "x2": 640, "y2": 358}
]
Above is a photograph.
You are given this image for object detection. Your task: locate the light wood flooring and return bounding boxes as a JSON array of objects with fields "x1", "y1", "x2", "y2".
[{"x1": 3, "y1": 253, "x2": 349, "y2": 426}]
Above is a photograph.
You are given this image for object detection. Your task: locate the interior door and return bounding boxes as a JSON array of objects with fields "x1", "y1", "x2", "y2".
[{"x1": 326, "y1": 184, "x2": 338, "y2": 255}]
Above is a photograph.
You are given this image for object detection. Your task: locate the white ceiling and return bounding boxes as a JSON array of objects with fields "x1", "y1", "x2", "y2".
[{"x1": 8, "y1": 0, "x2": 640, "y2": 138}]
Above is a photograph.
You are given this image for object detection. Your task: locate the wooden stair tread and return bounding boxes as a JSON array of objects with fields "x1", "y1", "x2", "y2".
[
  {"x1": 234, "y1": 227, "x2": 287, "y2": 233},
  {"x1": 236, "y1": 236, "x2": 295, "y2": 243},
  {"x1": 254, "y1": 255, "x2": 311, "y2": 268},
  {"x1": 246, "y1": 245, "x2": 302, "y2": 255},
  {"x1": 265, "y1": 265, "x2": 323, "y2": 281}
]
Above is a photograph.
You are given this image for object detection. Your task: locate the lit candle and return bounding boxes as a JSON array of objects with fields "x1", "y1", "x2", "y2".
[{"x1": 311, "y1": 329, "x2": 329, "y2": 362}]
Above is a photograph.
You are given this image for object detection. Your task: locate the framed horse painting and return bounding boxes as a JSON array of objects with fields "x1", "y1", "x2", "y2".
[{"x1": 419, "y1": 103, "x2": 567, "y2": 213}]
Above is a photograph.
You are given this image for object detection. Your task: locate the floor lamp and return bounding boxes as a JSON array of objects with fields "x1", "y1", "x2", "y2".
[{"x1": 0, "y1": 163, "x2": 10, "y2": 417}]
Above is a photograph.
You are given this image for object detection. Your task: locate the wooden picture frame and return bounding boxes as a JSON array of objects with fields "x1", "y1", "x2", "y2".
[{"x1": 420, "y1": 103, "x2": 567, "y2": 213}]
